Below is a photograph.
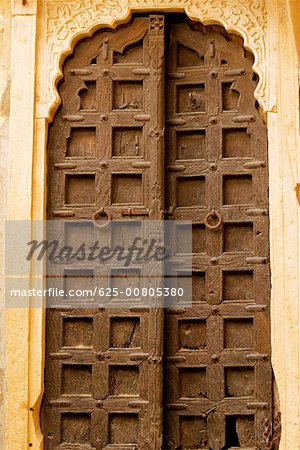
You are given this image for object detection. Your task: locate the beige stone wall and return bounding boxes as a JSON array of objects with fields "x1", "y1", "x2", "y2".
[
  {"x1": 267, "y1": 1, "x2": 300, "y2": 447},
  {"x1": 0, "y1": 0, "x2": 299, "y2": 449},
  {"x1": 0, "y1": 1, "x2": 11, "y2": 448},
  {"x1": 288, "y1": 0, "x2": 300, "y2": 63}
]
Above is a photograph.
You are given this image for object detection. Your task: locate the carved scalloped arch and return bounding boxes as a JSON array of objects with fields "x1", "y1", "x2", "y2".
[{"x1": 45, "y1": 0, "x2": 267, "y2": 121}]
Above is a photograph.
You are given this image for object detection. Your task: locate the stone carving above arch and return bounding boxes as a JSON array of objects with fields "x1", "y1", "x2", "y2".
[{"x1": 43, "y1": 0, "x2": 267, "y2": 121}]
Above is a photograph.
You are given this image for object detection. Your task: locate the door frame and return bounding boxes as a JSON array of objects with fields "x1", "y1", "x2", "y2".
[{"x1": 6, "y1": 1, "x2": 300, "y2": 449}]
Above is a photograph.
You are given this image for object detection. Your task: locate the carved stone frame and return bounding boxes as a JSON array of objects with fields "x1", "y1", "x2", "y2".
[
  {"x1": 41, "y1": 0, "x2": 268, "y2": 121},
  {"x1": 6, "y1": 0, "x2": 300, "y2": 449}
]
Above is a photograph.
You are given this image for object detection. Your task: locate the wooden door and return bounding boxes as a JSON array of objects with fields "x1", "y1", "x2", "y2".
[
  {"x1": 43, "y1": 15, "x2": 165, "y2": 449},
  {"x1": 164, "y1": 18, "x2": 272, "y2": 449},
  {"x1": 43, "y1": 14, "x2": 273, "y2": 450}
]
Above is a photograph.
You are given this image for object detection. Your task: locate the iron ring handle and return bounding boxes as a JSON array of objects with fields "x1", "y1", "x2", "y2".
[
  {"x1": 204, "y1": 210, "x2": 223, "y2": 231},
  {"x1": 92, "y1": 207, "x2": 111, "y2": 229}
]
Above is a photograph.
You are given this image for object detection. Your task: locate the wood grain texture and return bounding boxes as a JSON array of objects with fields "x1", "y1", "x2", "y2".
[
  {"x1": 43, "y1": 15, "x2": 165, "y2": 449},
  {"x1": 164, "y1": 16, "x2": 272, "y2": 450},
  {"x1": 43, "y1": 14, "x2": 273, "y2": 449}
]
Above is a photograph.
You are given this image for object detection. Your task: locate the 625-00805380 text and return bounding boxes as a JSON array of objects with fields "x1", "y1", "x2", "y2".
[{"x1": 9, "y1": 287, "x2": 184, "y2": 298}]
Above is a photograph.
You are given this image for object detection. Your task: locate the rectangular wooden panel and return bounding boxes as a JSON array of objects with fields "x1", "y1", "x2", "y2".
[
  {"x1": 44, "y1": 15, "x2": 165, "y2": 450},
  {"x1": 164, "y1": 17, "x2": 272, "y2": 449}
]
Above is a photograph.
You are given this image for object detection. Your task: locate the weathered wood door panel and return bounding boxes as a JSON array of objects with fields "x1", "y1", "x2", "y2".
[
  {"x1": 43, "y1": 14, "x2": 273, "y2": 450},
  {"x1": 164, "y1": 18, "x2": 272, "y2": 450},
  {"x1": 43, "y1": 15, "x2": 165, "y2": 450}
]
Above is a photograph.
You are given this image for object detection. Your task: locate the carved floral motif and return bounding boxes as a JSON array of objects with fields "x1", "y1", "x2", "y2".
[
  {"x1": 44, "y1": 0, "x2": 267, "y2": 120},
  {"x1": 186, "y1": 0, "x2": 267, "y2": 101}
]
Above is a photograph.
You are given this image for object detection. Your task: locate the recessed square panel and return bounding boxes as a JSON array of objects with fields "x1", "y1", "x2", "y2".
[
  {"x1": 224, "y1": 318, "x2": 254, "y2": 349},
  {"x1": 112, "y1": 174, "x2": 142, "y2": 204},
  {"x1": 176, "y1": 130, "x2": 206, "y2": 160},
  {"x1": 225, "y1": 415, "x2": 255, "y2": 448},
  {"x1": 180, "y1": 416, "x2": 208, "y2": 448},
  {"x1": 176, "y1": 224, "x2": 206, "y2": 254},
  {"x1": 109, "y1": 365, "x2": 139, "y2": 396},
  {"x1": 176, "y1": 176, "x2": 206, "y2": 207},
  {"x1": 177, "y1": 84, "x2": 205, "y2": 113},
  {"x1": 64, "y1": 221, "x2": 94, "y2": 247},
  {"x1": 62, "y1": 364, "x2": 92, "y2": 395},
  {"x1": 223, "y1": 128, "x2": 251, "y2": 158},
  {"x1": 112, "y1": 221, "x2": 142, "y2": 249},
  {"x1": 110, "y1": 267, "x2": 141, "y2": 296},
  {"x1": 178, "y1": 319, "x2": 206, "y2": 350},
  {"x1": 63, "y1": 268, "x2": 94, "y2": 298},
  {"x1": 174, "y1": 223, "x2": 192, "y2": 254},
  {"x1": 61, "y1": 413, "x2": 91, "y2": 444},
  {"x1": 192, "y1": 272, "x2": 206, "y2": 303},
  {"x1": 113, "y1": 81, "x2": 143, "y2": 110},
  {"x1": 225, "y1": 367, "x2": 255, "y2": 398},
  {"x1": 67, "y1": 127, "x2": 96, "y2": 158},
  {"x1": 192, "y1": 224, "x2": 206, "y2": 253},
  {"x1": 110, "y1": 317, "x2": 141, "y2": 348},
  {"x1": 224, "y1": 223, "x2": 254, "y2": 253},
  {"x1": 65, "y1": 174, "x2": 95, "y2": 205},
  {"x1": 63, "y1": 317, "x2": 93, "y2": 348},
  {"x1": 223, "y1": 175, "x2": 252, "y2": 205},
  {"x1": 79, "y1": 81, "x2": 97, "y2": 110},
  {"x1": 109, "y1": 413, "x2": 138, "y2": 444},
  {"x1": 179, "y1": 367, "x2": 207, "y2": 398},
  {"x1": 177, "y1": 271, "x2": 206, "y2": 304},
  {"x1": 222, "y1": 82, "x2": 240, "y2": 111},
  {"x1": 112, "y1": 127, "x2": 143, "y2": 157},
  {"x1": 223, "y1": 270, "x2": 253, "y2": 301}
]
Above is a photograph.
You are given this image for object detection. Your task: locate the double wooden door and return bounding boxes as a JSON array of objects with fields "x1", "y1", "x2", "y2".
[{"x1": 43, "y1": 14, "x2": 273, "y2": 449}]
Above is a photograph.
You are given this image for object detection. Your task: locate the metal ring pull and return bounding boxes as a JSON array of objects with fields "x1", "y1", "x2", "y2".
[
  {"x1": 92, "y1": 207, "x2": 111, "y2": 229},
  {"x1": 204, "y1": 210, "x2": 223, "y2": 230}
]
